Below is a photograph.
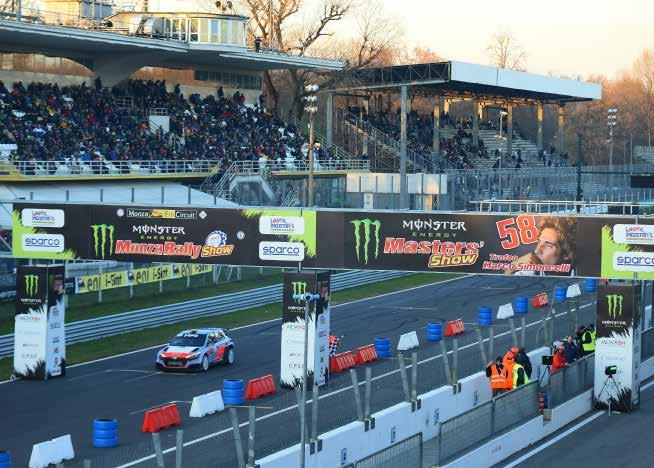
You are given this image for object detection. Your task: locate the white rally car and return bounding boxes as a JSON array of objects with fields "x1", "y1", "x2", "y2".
[{"x1": 156, "y1": 328, "x2": 235, "y2": 372}]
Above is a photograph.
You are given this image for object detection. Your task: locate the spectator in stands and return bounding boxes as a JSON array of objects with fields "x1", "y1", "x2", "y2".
[
  {"x1": 486, "y1": 356, "x2": 507, "y2": 397},
  {"x1": 254, "y1": 36, "x2": 262, "y2": 52},
  {"x1": 563, "y1": 335, "x2": 581, "y2": 364},
  {"x1": 514, "y1": 347, "x2": 532, "y2": 379},
  {"x1": 552, "y1": 345, "x2": 567, "y2": 373}
]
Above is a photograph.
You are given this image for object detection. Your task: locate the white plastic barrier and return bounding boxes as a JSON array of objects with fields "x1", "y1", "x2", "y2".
[
  {"x1": 190, "y1": 390, "x2": 225, "y2": 417},
  {"x1": 29, "y1": 434, "x2": 74, "y2": 468},
  {"x1": 566, "y1": 284, "x2": 582, "y2": 298},
  {"x1": 497, "y1": 303, "x2": 514, "y2": 319},
  {"x1": 257, "y1": 348, "x2": 550, "y2": 467},
  {"x1": 397, "y1": 331, "x2": 419, "y2": 351}
]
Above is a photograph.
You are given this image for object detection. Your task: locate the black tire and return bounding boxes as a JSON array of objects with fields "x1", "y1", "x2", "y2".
[
  {"x1": 200, "y1": 355, "x2": 210, "y2": 372},
  {"x1": 223, "y1": 347, "x2": 234, "y2": 365}
]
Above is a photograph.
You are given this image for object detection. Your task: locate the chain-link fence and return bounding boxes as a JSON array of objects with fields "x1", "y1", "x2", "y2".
[
  {"x1": 547, "y1": 354, "x2": 595, "y2": 408},
  {"x1": 433, "y1": 380, "x2": 539, "y2": 465},
  {"x1": 352, "y1": 433, "x2": 422, "y2": 468}
]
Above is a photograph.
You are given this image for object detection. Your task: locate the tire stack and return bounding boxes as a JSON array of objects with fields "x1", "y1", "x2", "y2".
[
  {"x1": 93, "y1": 419, "x2": 118, "y2": 448},
  {"x1": 427, "y1": 323, "x2": 442, "y2": 341},
  {"x1": 373, "y1": 338, "x2": 391, "y2": 358},
  {"x1": 555, "y1": 286, "x2": 567, "y2": 303},
  {"x1": 478, "y1": 306, "x2": 492, "y2": 325},
  {"x1": 0, "y1": 451, "x2": 10, "y2": 468},
  {"x1": 514, "y1": 296, "x2": 529, "y2": 315},
  {"x1": 222, "y1": 379, "x2": 245, "y2": 405}
]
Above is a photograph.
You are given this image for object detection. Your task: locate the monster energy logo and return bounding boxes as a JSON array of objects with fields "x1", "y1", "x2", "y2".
[
  {"x1": 292, "y1": 281, "x2": 307, "y2": 303},
  {"x1": 24, "y1": 274, "x2": 38, "y2": 297},
  {"x1": 606, "y1": 294, "x2": 624, "y2": 319},
  {"x1": 91, "y1": 224, "x2": 115, "y2": 259},
  {"x1": 351, "y1": 219, "x2": 381, "y2": 264}
]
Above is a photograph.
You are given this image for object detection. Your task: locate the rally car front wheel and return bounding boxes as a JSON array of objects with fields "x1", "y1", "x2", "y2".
[
  {"x1": 200, "y1": 355, "x2": 210, "y2": 372},
  {"x1": 223, "y1": 347, "x2": 234, "y2": 365}
]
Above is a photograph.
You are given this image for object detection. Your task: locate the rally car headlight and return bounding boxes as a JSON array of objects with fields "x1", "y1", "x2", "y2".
[{"x1": 188, "y1": 352, "x2": 201, "y2": 360}]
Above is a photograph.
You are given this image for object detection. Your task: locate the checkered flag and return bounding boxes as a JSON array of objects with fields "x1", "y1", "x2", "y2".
[{"x1": 329, "y1": 335, "x2": 341, "y2": 357}]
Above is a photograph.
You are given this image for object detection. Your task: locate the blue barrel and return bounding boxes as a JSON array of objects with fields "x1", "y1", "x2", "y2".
[
  {"x1": 554, "y1": 286, "x2": 567, "y2": 302},
  {"x1": 584, "y1": 278, "x2": 597, "y2": 292},
  {"x1": 514, "y1": 296, "x2": 529, "y2": 314},
  {"x1": 0, "y1": 450, "x2": 11, "y2": 468},
  {"x1": 374, "y1": 337, "x2": 392, "y2": 358},
  {"x1": 477, "y1": 306, "x2": 493, "y2": 325},
  {"x1": 427, "y1": 323, "x2": 442, "y2": 341},
  {"x1": 222, "y1": 379, "x2": 245, "y2": 405},
  {"x1": 93, "y1": 419, "x2": 118, "y2": 448}
]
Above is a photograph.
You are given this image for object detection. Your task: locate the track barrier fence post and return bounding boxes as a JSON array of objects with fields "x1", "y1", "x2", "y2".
[
  {"x1": 350, "y1": 368, "x2": 365, "y2": 422},
  {"x1": 475, "y1": 327, "x2": 487, "y2": 369},
  {"x1": 311, "y1": 379, "x2": 319, "y2": 442},
  {"x1": 229, "y1": 407, "x2": 246, "y2": 468},
  {"x1": 520, "y1": 316, "x2": 526, "y2": 348},
  {"x1": 175, "y1": 429, "x2": 183, "y2": 468},
  {"x1": 364, "y1": 367, "x2": 372, "y2": 420},
  {"x1": 247, "y1": 405, "x2": 256, "y2": 467},
  {"x1": 508, "y1": 318, "x2": 518, "y2": 347},
  {"x1": 397, "y1": 352, "x2": 411, "y2": 402},
  {"x1": 452, "y1": 338, "x2": 459, "y2": 389},
  {"x1": 411, "y1": 352, "x2": 418, "y2": 403},
  {"x1": 84, "y1": 460, "x2": 91, "y2": 468},
  {"x1": 489, "y1": 326, "x2": 494, "y2": 363},
  {"x1": 439, "y1": 340, "x2": 452, "y2": 386},
  {"x1": 151, "y1": 432, "x2": 165, "y2": 468}
]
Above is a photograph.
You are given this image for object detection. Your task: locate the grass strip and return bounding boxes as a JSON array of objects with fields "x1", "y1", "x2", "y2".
[{"x1": 0, "y1": 272, "x2": 461, "y2": 380}]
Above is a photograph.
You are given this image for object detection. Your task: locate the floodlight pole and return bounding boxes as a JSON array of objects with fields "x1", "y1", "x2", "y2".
[{"x1": 308, "y1": 114, "x2": 315, "y2": 207}]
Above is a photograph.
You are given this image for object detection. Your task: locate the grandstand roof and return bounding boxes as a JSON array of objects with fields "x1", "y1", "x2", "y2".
[
  {"x1": 0, "y1": 19, "x2": 342, "y2": 71},
  {"x1": 331, "y1": 61, "x2": 601, "y2": 104}
]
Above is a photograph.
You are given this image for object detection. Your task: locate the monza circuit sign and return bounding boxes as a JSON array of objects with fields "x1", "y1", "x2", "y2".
[{"x1": 11, "y1": 202, "x2": 654, "y2": 279}]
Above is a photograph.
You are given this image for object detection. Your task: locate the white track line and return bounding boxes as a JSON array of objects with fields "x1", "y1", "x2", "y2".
[
  {"x1": 118, "y1": 302, "x2": 593, "y2": 467},
  {"x1": 0, "y1": 275, "x2": 467, "y2": 385}
]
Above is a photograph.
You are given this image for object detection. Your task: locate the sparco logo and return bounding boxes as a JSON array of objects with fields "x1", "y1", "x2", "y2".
[
  {"x1": 292, "y1": 281, "x2": 307, "y2": 303},
  {"x1": 24, "y1": 274, "x2": 38, "y2": 297},
  {"x1": 607, "y1": 294, "x2": 624, "y2": 319},
  {"x1": 91, "y1": 224, "x2": 115, "y2": 259},
  {"x1": 351, "y1": 219, "x2": 381, "y2": 264}
]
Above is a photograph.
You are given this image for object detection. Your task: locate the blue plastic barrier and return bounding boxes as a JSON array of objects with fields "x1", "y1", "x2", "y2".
[
  {"x1": 514, "y1": 296, "x2": 529, "y2": 314},
  {"x1": 427, "y1": 323, "x2": 442, "y2": 341},
  {"x1": 0, "y1": 450, "x2": 11, "y2": 468},
  {"x1": 374, "y1": 337, "x2": 392, "y2": 357},
  {"x1": 93, "y1": 419, "x2": 118, "y2": 448},
  {"x1": 222, "y1": 379, "x2": 245, "y2": 405},
  {"x1": 584, "y1": 278, "x2": 597, "y2": 292},
  {"x1": 477, "y1": 306, "x2": 493, "y2": 325},
  {"x1": 554, "y1": 286, "x2": 567, "y2": 302}
]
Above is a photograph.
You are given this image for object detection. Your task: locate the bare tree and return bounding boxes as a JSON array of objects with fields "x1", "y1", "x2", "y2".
[
  {"x1": 634, "y1": 49, "x2": 654, "y2": 145},
  {"x1": 486, "y1": 30, "x2": 527, "y2": 71}
]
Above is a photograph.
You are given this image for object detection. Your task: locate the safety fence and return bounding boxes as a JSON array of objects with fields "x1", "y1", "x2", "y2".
[
  {"x1": 432, "y1": 380, "x2": 539, "y2": 465},
  {"x1": 547, "y1": 354, "x2": 595, "y2": 408},
  {"x1": 350, "y1": 433, "x2": 422, "y2": 468},
  {"x1": 643, "y1": 328, "x2": 654, "y2": 361}
]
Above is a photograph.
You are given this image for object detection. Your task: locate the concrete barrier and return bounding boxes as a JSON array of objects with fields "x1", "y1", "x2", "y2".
[
  {"x1": 190, "y1": 390, "x2": 225, "y2": 418},
  {"x1": 397, "y1": 331, "x2": 419, "y2": 351},
  {"x1": 29, "y1": 434, "x2": 74, "y2": 468}
]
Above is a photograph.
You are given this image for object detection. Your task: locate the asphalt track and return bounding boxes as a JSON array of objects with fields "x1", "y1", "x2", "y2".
[
  {"x1": 506, "y1": 380, "x2": 654, "y2": 468},
  {"x1": 1, "y1": 274, "x2": 592, "y2": 467}
]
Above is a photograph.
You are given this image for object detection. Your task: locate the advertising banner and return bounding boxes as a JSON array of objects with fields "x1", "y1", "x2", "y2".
[
  {"x1": 14, "y1": 265, "x2": 66, "y2": 380},
  {"x1": 594, "y1": 284, "x2": 641, "y2": 412},
  {"x1": 74, "y1": 263, "x2": 212, "y2": 293},
  {"x1": 597, "y1": 221, "x2": 654, "y2": 280},
  {"x1": 12, "y1": 203, "x2": 318, "y2": 268},
  {"x1": 280, "y1": 271, "x2": 330, "y2": 389}
]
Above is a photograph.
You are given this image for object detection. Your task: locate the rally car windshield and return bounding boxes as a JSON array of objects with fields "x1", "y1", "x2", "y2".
[{"x1": 169, "y1": 334, "x2": 206, "y2": 347}]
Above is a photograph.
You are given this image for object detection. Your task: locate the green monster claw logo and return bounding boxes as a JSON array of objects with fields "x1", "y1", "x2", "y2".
[
  {"x1": 24, "y1": 274, "x2": 38, "y2": 297},
  {"x1": 607, "y1": 294, "x2": 624, "y2": 319},
  {"x1": 292, "y1": 281, "x2": 307, "y2": 303},
  {"x1": 351, "y1": 219, "x2": 381, "y2": 264},
  {"x1": 91, "y1": 224, "x2": 115, "y2": 260}
]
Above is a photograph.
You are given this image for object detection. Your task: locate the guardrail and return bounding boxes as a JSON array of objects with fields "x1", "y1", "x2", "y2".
[
  {"x1": 0, "y1": 270, "x2": 409, "y2": 357},
  {"x1": 1, "y1": 159, "x2": 217, "y2": 179}
]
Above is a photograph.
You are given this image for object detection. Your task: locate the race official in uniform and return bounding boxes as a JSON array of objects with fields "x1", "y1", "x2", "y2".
[{"x1": 486, "y1": 356, "x2": 507, "y2": 397}]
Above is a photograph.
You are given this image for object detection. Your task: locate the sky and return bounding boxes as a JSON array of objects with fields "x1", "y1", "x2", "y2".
[{"x1": 367, "y1": 0, "x2": 654, "y2": 78}]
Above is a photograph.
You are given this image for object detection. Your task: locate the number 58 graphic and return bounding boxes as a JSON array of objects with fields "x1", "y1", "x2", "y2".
[{"x1": 495, "y1": 215, "x2": 539, "y2": 249}]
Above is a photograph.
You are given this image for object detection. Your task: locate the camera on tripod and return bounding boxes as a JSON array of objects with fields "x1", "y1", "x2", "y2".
[
  {"x1": 605, "y1": 365, "x2": 617, "y2": 376},
  {"x1": 542, "y1": 355, "x2": 553, "y2": 366}
]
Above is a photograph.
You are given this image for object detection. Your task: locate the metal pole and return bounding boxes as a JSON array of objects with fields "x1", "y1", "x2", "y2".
[
  {"x1": 350, "y1": 369, "x2": 364, "y2": 421},
  {"x1": 508, "y1": 318, "x2": 518, "y2": 347},
  {"x1": 229, "y1": 407, "x2": 246, "y2": 468},
  {"x1": 452, "y1": 337, "x2": 459, "y2": 386},
  {"x1": 175, "y1": 430, "x2": 183, "y2": 468},
  {"x1": 97, "y1": 263, "x2": 103, "y2": 304},
  {"x1": 311, "y1": 379, "x2": 319, "y2": 441},
  {"x1": 364, "y1": 367, "x2": 372, "y2": 419},
  {"x1": 247, "y1": 406, "x2": 256, "y2": 467},
  {"x1": 475, "y1": 327, "x2": 487, "y2": 369},
  {"x1": 397, "y1": 352, "x2": 411, "y2": 402},
  {"x1": 521, "y1": 316, "x2": 526, "y2": 348},
  {"x1": 439, "y1": 339, "x2": 452, "y2": 386},
  {"x1": 84, "y1": 461, "x2": 91, "y2": 468},
  {"x1": 16, "y1": 0, "x2": 21, "y2": 21},
  {"x1": 300, "y1": 299, "x2": 310, "y2": 468},
  {"x1": 308, "y1": 116, "x2": 315, "y2": 207},
  {"x1": 400, "y1": 85, "x2": 408, "y2": 209},
  {"x1": 411, "y1": 352, "x2": 418, "y2": 402},
  {"x1": 488, "y1": 326, "x2": 494, "y2": 362},
  {"x1": 152, "y1": 432, "x2": 165, "y2": 468}
]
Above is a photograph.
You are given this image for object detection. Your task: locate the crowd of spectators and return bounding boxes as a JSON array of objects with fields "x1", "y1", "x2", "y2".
[{"x1": 0, "y1": 79, "x2": 330, "y2": 178}]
